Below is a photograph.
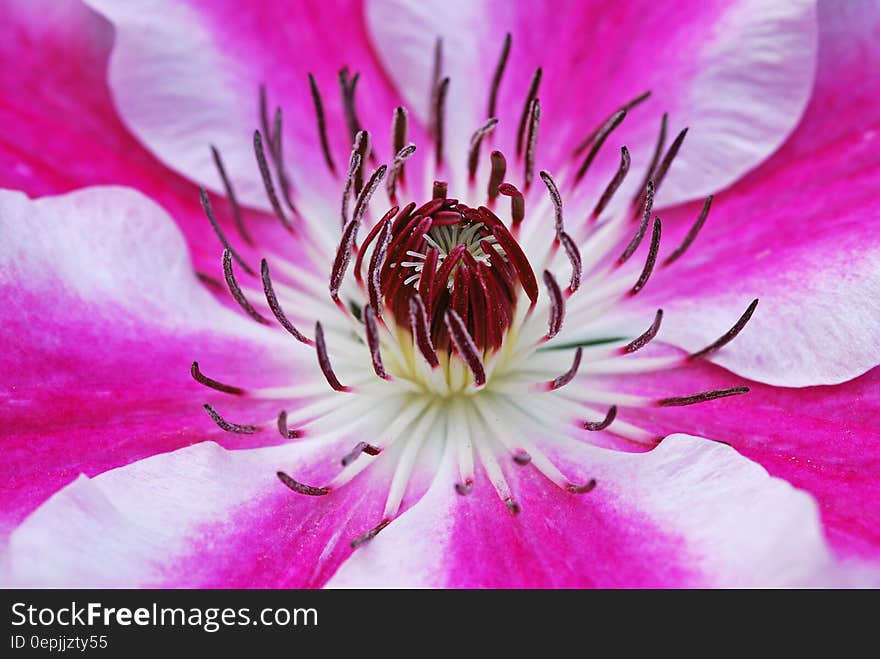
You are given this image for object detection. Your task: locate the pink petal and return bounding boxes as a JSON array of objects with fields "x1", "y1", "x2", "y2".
[
  {"x1": 0, "y1": 187, "x2": 298, "y2": 541},
  {"x1": 620, "y1": 0, "x2": 880, "y2": 386},
  {"x1": 82, "y1": 0, "x2": 427, "y2": 210},
  {"x1": 328, "y1": 435, "x2": 830, "y2": 587},
  {"x1": 594, "y1": 359, "x2": 880, "y2": 563},
  {"x1": 366, "y1": 0, "x2": 817, "y2": 204}
]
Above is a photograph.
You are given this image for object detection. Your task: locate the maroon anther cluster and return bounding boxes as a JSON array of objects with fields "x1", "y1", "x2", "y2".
[{"x1": 354, "y1": 196, "x2": 538, "y2": 353}]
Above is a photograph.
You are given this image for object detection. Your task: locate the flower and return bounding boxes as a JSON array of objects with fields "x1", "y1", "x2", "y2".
[{"x1": 1, "y1": 0, "x2": 878, "y2": 587}]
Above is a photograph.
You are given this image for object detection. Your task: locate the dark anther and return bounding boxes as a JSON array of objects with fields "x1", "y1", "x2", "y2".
[
  {"x1": 387, "y1": 143, "x2": 416, "y2": 202},
  {"x1": 524, "y1": 98, "x2": 541, "y2": 189},
  {"x1": 259, "y1": 84, "x2": 273, "y2": 154},
  {"x1": 434, "y1": 77, "x2": 451, "y2": 167},
  {"x1": 410, "y1": 294, "x2": 440, "y2": 368},
  {"x1": 622, "y1": 309, "x2": 663, "y2": 354},
  {"x1": 468, "y1": 117, "x2": 499, "y2": 181},
  {"x1": 539, "y1": 170, "x2": 564, "y2": 237},
  {"x1": 338, "y1": 68, "x2": 364, "y2": 145},
  {"x1": 632, "y1": 113, "x2": 667, "y2": 208},
  {"x1": 253, "y1": 130, "x2": 294, "y2": 232},
  {"x1": 505, "y1": 498, "x2": 522, "y2": 515},
  {"x1": 488, "y1": 32, "x2": 511, "y2": 118},
  {"x1": 543, "y1": 270, "x2": 565, "y2": 340},
  {"x1": 497, "y1": 183, "x2": 525, "y2": 226},
  {"x1": 199, "y1": 188, "x2": 254, "y2": 275},
  {"x1": 307, "y1": 72, "x2": 336, "y2": 174},
  {"x1": 364, "y1": 304, "x2": 389, "y2": 380},
  {"x1": 260, "y1": 259, "x2": 312, "y2": 345},
  {"x1": 574, "y1": 109, "x2": 627, "y2": 183},
  {"x1": 368, "y1": 214, "x2": 395, "y2": 313},
  {"x1": 513, "y1": 452, "x2": 532, "y2": 466},
  {"x1": 330, "y1": 219, "x2": 360, "y2": 302},
  {"x1": 222, "y1": 249, "x2": 270, "y2": 325},
  {"x1": 210, "y1": 146, "x2": 251, "y2": 245},
  {"x1": 351, "y1": 518, "x2": 392, "y2": 548},
  {"x1": 689, "y1": 299, "x2": 759, "y2": 360},
  {"x1": 618, "y1": 181, "x2": 655, "y2": 264},
  {"x1": 630, "y1": 217, "x2": 662, "y2": 295},
  {"x1": 516, "y1": 68, "x2": 542, "y2": 157},
  {"x1": 583, "y1": 405, "x2": 617, "y2": 431},
  {"x1": 433, "y1": 180, "x2": 448, "y2": 200},
  {"x1": 270, "y1": 107, "x2": 297, "y2": 214},
  {"x1": 341, "y1": 132, "x2": 365, "y2": 226},
  {"x1": 277, "y1": 471, "x2": 330, "y2": 496},
  {"x1": 430, "y1": 38, "x2": 443, "y2": 134},
  {"x1": 659, "y1": 386, "x2": 750, "y2": 407},
  {"x1": 664, "y1": 195, "x2": 714, "y2": 266},
  {"x1": 315, "y1": 322, "x2": 349, "y2": 392},
  {"x1": 574, "y1": 90, "x2": 651, "y2": 156},
  {"x1": 392, "y1": 106, "x2": 408, "y2": 163},
  {"x1": 203, "y1": 403, "x2": 258, "y2": 434},
  {"x1": 652, "y1": 127, "x2": 688, "y2": 195},
  {"x1": 341, "y1": 441, "x2": 383, "y2": 467},
  {"x1": 276, "y1": 410, "x2": 301, "y2": 439},
  {"x1": 548, "y1": 347, "x2": 583, "y2": 391},
  {"x1": 352, "y1": 164, "x2": 387, "y2": 225},
  {"x1": 567, "y1": 480, "x2": 597, "y2": 494},
  {"x1": 592, "y1": 146, "x2": 631, "y2": 219},
  {"x1": 445, "y1": 309, "x2": 487, "y2": 386},
  {"x1": 558, "y1": 231, "x2": 582, "y2": 293},
  {"x1": 191, "y1": 361, "x2": 245, "y2": 396},
  {"x1": 488, "y1": 150, "x2": 507, "y2": 202},
  {"x1": 455, "y1": 480, "x2": 474, "y2": 496}
]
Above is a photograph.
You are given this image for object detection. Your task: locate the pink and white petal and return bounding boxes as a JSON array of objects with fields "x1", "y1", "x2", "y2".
[
  {"x1": 82, "y1": 0, "x2": 429, "y2": 214},
  {"x1": 329, "y1": 435, "x2": 830, "y2": 587},
  {"x1": 594, "y1": 360, "x2": 880, "y2": 563},
  {"x1": 618, "y1": 0, "x2": 880, "y2": 386},
  {"x1": 367, "y1": 0, "x2": 817, "y2": 206},
  {"x1": 0, "y1": 0, "x2": 320, "y2": 285},
  {"x1": 1, "y1": 438, "x2": 435, "y2": 587},
  {"x1": 0, "y1": 187, "x2": 306, "y2": 541}
]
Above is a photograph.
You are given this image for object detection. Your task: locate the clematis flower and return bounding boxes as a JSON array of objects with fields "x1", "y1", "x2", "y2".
[{"x1": 1, "y1": 0, "x2": 878, "y2": 587}]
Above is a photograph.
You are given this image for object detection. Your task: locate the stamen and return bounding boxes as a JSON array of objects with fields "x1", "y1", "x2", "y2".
[
  {"x1": 664, "y1": 195, "x2": 714, "y2": 266},
  {"x1": 539, "y1": 170, "x2": 564, "y2": 237},
  {"x1": 253, "y1": 130, "x2": 294, "y2": 232},
  {"x1": 545, "y1": 347, "x2": 583, "y2": 391},
  {"x1": 468, "y1": 117, "x2": 499, "y2": 181},
  {"x1": 689, "y1": 299, "x2": 759, "y2": 360},
  {"x1": 477, "y1": 207, "x2": 538, "y2": 304},
  {"x1": 455, "y1": 480, "x2": 474, "y2": 496},
  {"x1": 558, "y1": 231, "x2": 582, "y2": 293},
  {"x1": 622, "y1": 309, "x2": 663, "y2": 354},
  {"x1": 632, "y1": 113, "x2": 667, "y2": 208},
  {"x1": 341, "y1": 441, "x2": 382, "y2": 467},
  {"x1": 341, "y1": 132, "x2": 365, "y2": 226},
  {"x1": 513, "y1": 452, "x2": 532, "y2": 466},
  {"x1": 409, "y1": 294, "x2": 440, "y2": 368},
  {"x1": 652, "y1": 127, "x2": 688, "y2": 195},
  {"x1": 350, "y1": 519, "x2": 391, "y2": 548},
  {"x1": 618, "y1": 181, "x2": 654, "y2": 264},
  {"x1": 573, "y1": 90, "x2": 651, "y2": 155},
  {"x1": 433, "y1": 180, "x2": 448, "y2": 200},
  {"x1": 524, "y1": 98, "x2": 541, "y2": 189},
  {"x1": 445, "y1": 309, "x2": 487, "y2": 387},
  {"x1": 259, "y1": 84, "x2": 273, "y2": 153},
  {"x1": 516, "y1": 68, "x2": 542, "y2": 157},
  {"x1": 386, "y1": 143, "x2": 416, "y2": 202},
  {"x1": 352, "y1": 164, "x2": 388, "y2": 224},
  {"x1": 658, "y1": 386, "x2": 749, "y2": 407},
  {"x1": 583, "y1": 405, "x2": 617, "y2": 431},
  {"x1": 574, "y1": 109, "x2": 627, "y2": 183},
  {"x1": 191, "y1": 361, "x2": 245, "y2": 395},
  {"x1": 430, "y1": 38, "x2": 443, "y2": 135},
  {"x1": 271, "y1": 107, "x2": 297, "y2": 214},
  {"x1": 392, "y1": 106, "x2": 408, "y2": 162},
  {"x1": 203, "y1": 403, "x2": 257, "y2": 434},
  {"x1": 307, "y1": 72, "x2": 336, "y2": 174},
  {"x1": 222, "y1": 249, "x2": 270, "y2": 325},
  {"x1": 260, "y1": 259, "x2": 313, "y2": 345},
  {"x1": 339, "y1": 68, "x2": 363, "y2": 144},
  {"x1": 199, "y1": 188, "x2": 254, "y2": 276},
  {"x1": 329, "y1": 219, "x2": 360, "y2": 302},
  {"x1": 277, "y1": 410, "x2": 302, "y2": 439},
  {"x1": 497, "y1": 183, "x2": 525, "y2": 226},
  {"x1": 210, "y1": 146, "x2": 251, "y2": 245},
  {"x1": 434, "y1": 77, "x2": 450, "y2": 167},
  {"x1": 543, "y1": 270, "x2": 565, "y2": 340},
  {"x1": 487, "y1": 32, "x2": 511, "y2": 118},
  {"x1": 567, "y1": 480, "x2": 597, "y2": 494},
  {"x1": 364, "y1": 304, "x2": 389, "y2": 380},
  {"x1": 629, "y1": 217, "x2": 662, "y2": 295},
  {"x1": 591, "y1": 146, "x2": 631, "y2": 219},
  {"x1": 314, "y1": 322, "x2": 350, "y2": 392},
  {"x1": 488, "y1": 150, "x2": 507, "y2": 202},
  {"x1": 368, "y1": 218, "x2": 394, "y2": 314},
  {"x1": 277, "y1": 471, "x2": 330, "y2": 496}
]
